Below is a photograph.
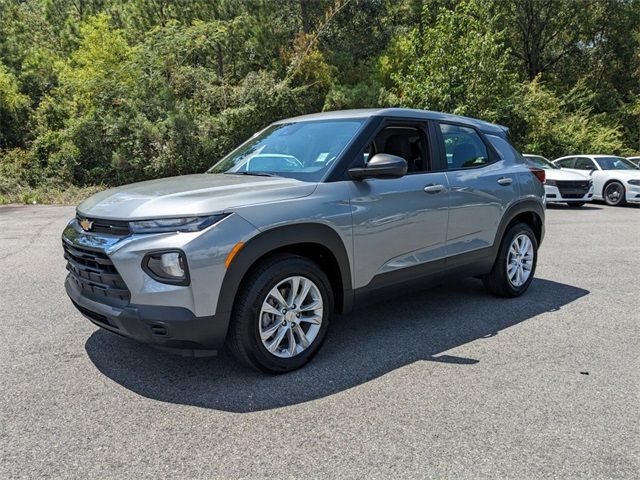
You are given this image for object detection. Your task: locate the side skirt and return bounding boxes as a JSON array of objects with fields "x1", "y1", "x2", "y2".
[{"x1": 352, "y1": 246, "x2": 497, "y2": 310}]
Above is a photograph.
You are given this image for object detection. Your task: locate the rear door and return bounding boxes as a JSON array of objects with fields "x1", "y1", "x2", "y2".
[
  {"x1": 435, "y1": 122, "x2": 518, "y2": 257},
  {"x1": 348, "y1": 119, "x2": 449, "y2": 289}
]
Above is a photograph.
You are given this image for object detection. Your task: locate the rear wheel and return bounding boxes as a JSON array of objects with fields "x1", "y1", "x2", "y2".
[
  {"x1": 604, "y1": 181, "x2": 626, "y2": 206},
  {"x1": 567, "y1": 202, "x2": 585, "y2": 208},
  {"x1": 483, "y1": 222, "x2": 538, "y2": 297},
  {"x1": 227, "y1": 254, "x2": 333, "y2": 373}
]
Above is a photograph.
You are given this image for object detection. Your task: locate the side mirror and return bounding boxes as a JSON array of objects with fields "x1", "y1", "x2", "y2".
[{"x1": 348, "y1": 153, "x2": 408, "y2": 180}]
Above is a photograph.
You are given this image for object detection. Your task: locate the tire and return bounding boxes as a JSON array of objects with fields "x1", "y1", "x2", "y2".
[
  {"x1": 226, "y1": 254, "x2": 333, "y2": 373},
  {"x1": 603, "y1": 181, "x2": 626, "y2": 206},
  {"x1": 482, "y1": 222, "x2": 538, "y2": 298},
  {"x1": 567, "y1": 202, "x2": 585, "y2": 208}
]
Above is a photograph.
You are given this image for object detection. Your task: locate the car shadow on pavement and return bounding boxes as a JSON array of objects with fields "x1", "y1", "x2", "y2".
[{"x1": 85, "y1": 278, "x2": 588, "y2": 413}]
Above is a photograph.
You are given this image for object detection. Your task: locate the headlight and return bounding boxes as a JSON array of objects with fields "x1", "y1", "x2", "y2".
[
  {"x1": 142, "y1": 250, "x2": 189, "y2": 285},
  {"x1": 545, "y1": 179, "x2": 556, "y2": 186},
  {"x1": 627, "y1": 179, "x2": 640, "y2": 186},
  {"x1": 129, "y1": 214, "x2": 226, "y2": 233}
]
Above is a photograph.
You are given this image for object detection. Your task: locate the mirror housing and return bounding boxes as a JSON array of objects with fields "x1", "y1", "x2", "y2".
[{"x1": 349, "y1": 153, "x2": 408, "y2": 180}]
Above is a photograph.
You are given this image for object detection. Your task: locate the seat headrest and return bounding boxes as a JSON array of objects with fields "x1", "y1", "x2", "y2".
[
  {"x1": 452, "y1": 143, "x2": 477, "y2": 168},
  {"x1": 384, "y1": 134, "x2": 412, "y2": 161}
]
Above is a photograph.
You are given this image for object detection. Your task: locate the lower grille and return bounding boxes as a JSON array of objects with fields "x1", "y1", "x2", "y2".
[
  {"x1": 556, "y1": 180, "x2": 591, "y2": 198},
  {"x1": 63, "y1": 241, "x2": 130, "y2": 306},
  {"x1": 71, "y1": 300, "x2": 118, "y2": 329}
]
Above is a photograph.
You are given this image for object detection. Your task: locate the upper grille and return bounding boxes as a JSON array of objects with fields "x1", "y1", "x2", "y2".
[
  {"x1": 63, "y1": 242, "x2": 130, "y2": 306},
  {"x1": 556, "y1": 180, "x2": 591, "y2": 198},
  {"x1": 75, "y1": 214, "x2": 130, "y2": 236}
]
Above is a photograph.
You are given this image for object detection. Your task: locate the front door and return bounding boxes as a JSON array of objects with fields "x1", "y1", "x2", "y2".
[{"x1": 349, "y1": 121, "x2": 450, "y2": 289}]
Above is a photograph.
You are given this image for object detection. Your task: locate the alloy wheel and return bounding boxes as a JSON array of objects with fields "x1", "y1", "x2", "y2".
[
  {"x1": 506, "y1": 234, "x2": 534, "y2": 287},
  {"x1": 605, "y1": 183, "x2": 623, "y2": 205},
  {"x1": 258, "y1": 276, "x2": 323, "y2": 358}
]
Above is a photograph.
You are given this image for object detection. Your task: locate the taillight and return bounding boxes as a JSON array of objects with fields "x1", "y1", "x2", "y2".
[{"x1": 529, "y1": 167, "x2": 546, "y2": 183}]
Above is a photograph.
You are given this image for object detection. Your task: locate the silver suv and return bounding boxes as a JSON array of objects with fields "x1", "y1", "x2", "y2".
[{"x1": 62, "y1": 108, "x2": 545, "y2": 373}]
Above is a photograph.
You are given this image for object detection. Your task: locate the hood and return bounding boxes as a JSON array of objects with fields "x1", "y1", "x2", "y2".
[
  {"x1": 77, "y1": 174, "x2": 317, "y2": 220},
  {"x1": 546, "y1": 169, "x2": 590, "y2": 181}
]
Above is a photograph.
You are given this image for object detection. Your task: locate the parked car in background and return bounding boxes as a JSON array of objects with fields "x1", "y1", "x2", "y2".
[
  {"x1": 523, "y1": 154, "x2": 593, "y2": 207},
  {"x1": 627, "y1": 156, "x2": 640, "y2": 168},
  {"x1": 62, "y1": 108, "x2": 545, "y2": 373},
  {"x1": 553, "y1": 155, "x2": 640, "y2": 206}
]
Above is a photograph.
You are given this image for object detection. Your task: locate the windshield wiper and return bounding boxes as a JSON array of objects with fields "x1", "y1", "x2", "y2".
[{"x1": 224, "y1": 171, "x2": 277, "y2": 177}]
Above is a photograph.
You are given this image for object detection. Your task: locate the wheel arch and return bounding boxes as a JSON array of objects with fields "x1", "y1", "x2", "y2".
[
  {"x1": 494, "y1": 199, "x2": 545, "y2": 249},
  {"x1": 602, "y1": 178, "x2": 625, "y2": 195},
  {"x1": 216, "y1": 223, "x2": 353, "y2": 320}
]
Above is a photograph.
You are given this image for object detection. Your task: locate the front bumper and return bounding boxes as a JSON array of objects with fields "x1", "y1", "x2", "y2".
[
  {"x1": 66, "y1": 275, "x2": 229, "y2": 354},
  {"x1": 625, "y1": 184, "x2": 640, "y2": 204},
  {"x1": 62, "y1": 213, "x2": 258, "y2": 354},
  {"x1": 544, "y1": 184, "x2": 593, "y2": 204}
]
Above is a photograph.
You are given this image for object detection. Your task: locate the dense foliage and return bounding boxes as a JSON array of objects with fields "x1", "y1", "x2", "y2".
[{"x1": 0, "y1": 0, "x2": 638, "y2": 203}]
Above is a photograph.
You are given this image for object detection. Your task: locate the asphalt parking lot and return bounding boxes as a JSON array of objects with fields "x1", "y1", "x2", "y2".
[{"x1": 0, "y1": 203, "x2": 638, "y2": 479}]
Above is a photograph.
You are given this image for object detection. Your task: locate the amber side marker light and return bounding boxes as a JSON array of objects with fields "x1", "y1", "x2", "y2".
[
  {"x1": 225, "y1": 241, "x2": 245, "y2": 268},
  {"x1": 529, "y1": 167, "x2": 546, "y2": 184}
]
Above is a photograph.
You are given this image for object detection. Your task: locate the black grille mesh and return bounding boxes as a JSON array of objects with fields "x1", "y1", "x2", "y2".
[{"x1": 63, "y1": 242, "x2": 130, "y2": 305}]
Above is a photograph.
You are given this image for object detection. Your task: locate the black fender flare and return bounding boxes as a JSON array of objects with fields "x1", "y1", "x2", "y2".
[
  {"x1": 215, "y1": 223, "x2": 353, "y2": 318},
  {"x1": 493, "y1": 199, "x2": 545, "y2": 252}
]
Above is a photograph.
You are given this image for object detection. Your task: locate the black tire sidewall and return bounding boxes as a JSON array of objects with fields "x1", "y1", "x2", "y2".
[{"x1": 235, "y1": 256, "x2": 333, "y2": 373}]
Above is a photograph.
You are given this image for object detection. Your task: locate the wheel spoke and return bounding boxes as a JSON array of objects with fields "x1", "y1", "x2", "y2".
[
  {"x1": 299, "y1": 299, "x2": 321, "y2": 312},
  {"x1": 288, "y1": 276, "x2": 300, "y2": 305},
  {"x1": 300, "y1": 314, "x2": 321, "y2": 325},
  {"x1": 269, "y1": 287, "x2": 287, "y2": 308},
  {"x1": 294, "y1": 324, "x2": 310, "y2": 348},
  {"x1": 260, "y1": 321, "x2": 281, "y2": 340},
  {"x1": 286, "y1": 328, "x2": 297, "y2": 356},
  {"x1": 262, "y1": 303, "x2": 284, "y2": 317},
  {"x1": 266, "y1": 326, "x2": 287, "y2": 353},
  {"x1": 295, "y1": 278, "x2": 312, "y2": 307}
]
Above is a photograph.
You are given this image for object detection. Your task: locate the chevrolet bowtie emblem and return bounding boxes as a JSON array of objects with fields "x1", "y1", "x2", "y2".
[{"x1": 79, "y1": 218, "x2": 93, "y2": 232}]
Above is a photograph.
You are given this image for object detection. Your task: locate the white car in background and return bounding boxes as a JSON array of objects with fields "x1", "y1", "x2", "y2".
[
  {"x1": 627, "y1": 156, "x2": 640, "y2": 168},
  {"x1": 553, "y1": 155, "x2": 640, "y2": 206},
  {"x1": 522, "y1": 154, "x2": 593, "y2": 207}
]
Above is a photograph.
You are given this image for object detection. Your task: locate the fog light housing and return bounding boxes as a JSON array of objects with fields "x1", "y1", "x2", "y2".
[{"x1": 142, "y1": 250, "x2": 190, "y2": 285}]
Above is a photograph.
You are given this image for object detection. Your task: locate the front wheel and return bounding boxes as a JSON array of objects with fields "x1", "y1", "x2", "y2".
[
  {"x1": 227, "y1": 254, "x2": 333, "y2": 373},
  {"x1": 604, "y1": 181, "x2": 626, "y2": 206},
  {"x1": 482, "y1": 222, "x2": 538, "y2": 297}
]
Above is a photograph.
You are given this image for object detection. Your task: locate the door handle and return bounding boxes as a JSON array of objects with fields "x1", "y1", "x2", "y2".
[
  {"x1": 424, "y1": 184, "x2": 445, "y2": 194},
  {"x1": 497, "y1": 177, "x2": 513, "y2": 185}
]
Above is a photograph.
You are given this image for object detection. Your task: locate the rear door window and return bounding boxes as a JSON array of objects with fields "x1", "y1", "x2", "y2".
[
  {"x1": 556, "y1": 157, "x2": 575, "y2": 168},
  {"x1": 439, "y1": 123, "x2": 490, "y2": 169},
  {"x1": 574, "y1": 157, "x2": 596, "y2": 170}
]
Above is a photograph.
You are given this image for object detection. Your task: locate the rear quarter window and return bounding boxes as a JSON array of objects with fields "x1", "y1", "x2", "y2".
[{"x1": 486, "y1": 134, "x2": 521, "y2": 162}]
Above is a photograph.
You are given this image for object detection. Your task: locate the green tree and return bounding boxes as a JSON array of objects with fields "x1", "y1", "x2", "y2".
[{"x1": 391, "y1": 0, "x2": 519, "y2": 123}]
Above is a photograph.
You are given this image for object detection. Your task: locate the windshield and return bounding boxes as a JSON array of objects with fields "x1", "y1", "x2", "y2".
[
  {"x1": 594, "y1": 157, "x2": 637, "y2": 170},
  {"x1": 208, "y1": 119, "x2": 365, "y2": 181},
  {"x1": 523, "y1": 155, "x2": 558, "y2": 170}
]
